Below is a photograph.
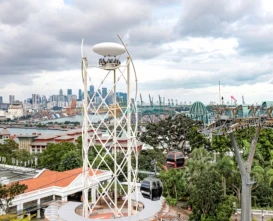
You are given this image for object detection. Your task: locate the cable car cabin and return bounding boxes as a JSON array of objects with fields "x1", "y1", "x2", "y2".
[
  {"x1": 140, "y1": 177, "x2": 162, "y2": 201},
  {"x1": 166, "y1": 151, "x2": 186, "y2": 169}
]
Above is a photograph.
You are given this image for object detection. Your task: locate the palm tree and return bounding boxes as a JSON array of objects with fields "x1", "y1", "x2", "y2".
[
  {"x1": 217, "y1": 155, "x2": 235, "y2": 196},
  {"x1": 185, "y1": 147, "x2": 214, "y2": 191}
]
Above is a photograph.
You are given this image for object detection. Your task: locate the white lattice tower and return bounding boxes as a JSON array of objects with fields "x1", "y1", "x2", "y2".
[{"x1": 81, "y1": 38, "x2": 138, "y2": 219}]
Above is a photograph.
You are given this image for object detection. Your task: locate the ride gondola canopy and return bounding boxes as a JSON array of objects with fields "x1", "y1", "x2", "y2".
[{"x1": 140, "y1": 177, "x2": 162, "y2": 201}]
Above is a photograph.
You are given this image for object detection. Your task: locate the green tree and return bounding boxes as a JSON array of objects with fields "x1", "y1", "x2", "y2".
[
  {"x1": 159, "y1": 169, "x2": 186, "y2": 216},
  {"x1": 39, "y1": 142, "x2": 79, "y2": 171},
  {"x1": 215, "y1": 195, "x2": 237, "y2": 221},
  {"x1": 252, "y1": 183, "x2": 273, "y2": 208},
  {"x1": 211, "y1": 135, "x2": 231, "y2": 157},
  {"x1": 189, "y1": 169, "x2": 223, "y2": 220},
  {"x1": 12, "y1": 150, "x2": 32, "y2": 163},
  {"x1": 136, "y1": 149, "x2": 165, "y2": 173},
  {"x1": 256, "y1": 128, "x2": 273, "y2": 164},
  {"x1": 139, "y1": 115, "x2": 203, "y2": 152},
  {"x1": 0, "y1": 182, "x2": 27, "y2": 213},
  {"x1": 216, "y1": 155, "x2": 235, "y2": 196},
  {"x1": 0, "y1": 139, "x2": 18, "y2": 157},
  {"x1": 185, "y1": 147, "x2": 213, "y2": 192},
  {"x1": 59, "y1": 150, "x2": 82, "y2": 171},
  {"x1": 187, "y1": 126, "x2": 210, "y2": 151}
]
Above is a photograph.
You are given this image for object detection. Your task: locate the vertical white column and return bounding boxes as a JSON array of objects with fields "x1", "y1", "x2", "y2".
[
  {"x1": 82, "y1": 57, "x2": 89, "y2": 218},
  {"x1": 37, "y1": 198, "x2": 41, "y2": 218},
  {"x1": 113, "y1": 69, "x2": 118, "y2": 217},
  {"x1": 17, "y1": 204, "x2": 23, "y2": 219},
  {"x1": 127, "y1": 57, "x2": 132, "y2": 216},
  {"x1": 62, "y1": 196, "x2": 67, "y2": 202},
  {"x1": 92, "y1": 187, "x2": 96, "y2": 204}
]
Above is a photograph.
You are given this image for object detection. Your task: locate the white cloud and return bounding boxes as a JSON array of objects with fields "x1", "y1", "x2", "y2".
[{"x1": 0, "y1": 0, "x2": 273, "y2": 105}]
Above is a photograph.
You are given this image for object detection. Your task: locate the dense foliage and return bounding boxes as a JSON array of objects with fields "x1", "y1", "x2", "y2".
[
  {"x1": 139, "y1": 115, "x2": 273, "y2": 220},
  {"x1": 39, "y1": 142, "x2": 81, "y2": 171},
  {"x1": 139, "y1": 115, "x2": 204, "y2": 152},
  {"x1": 1, "y1": 114, "x2": 273, "y2": 220}
]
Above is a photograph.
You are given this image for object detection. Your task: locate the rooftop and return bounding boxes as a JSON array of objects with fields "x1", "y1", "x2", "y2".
[
  {"x1": 0, "y1": 166, "x2": 39, "y2": 183},
  {"x1": 35, "y1": 135, "x2": 59, "y2": 140},
  {"x1": 55, "y1": 135, "x2": 75, "y2": 140},
  {"x1": 19, "y1": 168, "x2": 102, "y2": 193},
  {"x1": 17, "y1": 134, "x2": 39, "y2": 138}
]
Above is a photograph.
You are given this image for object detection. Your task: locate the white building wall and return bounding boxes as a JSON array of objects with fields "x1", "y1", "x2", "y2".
[{"x1": 0, "y1": 110, "x2": 6, "y2": 116}]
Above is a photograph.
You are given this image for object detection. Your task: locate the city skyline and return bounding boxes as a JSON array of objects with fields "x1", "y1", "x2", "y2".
[
  {"x1": 0, "y1": 0, "x2": 273, "y2": 104},
  {"x1": 0, "y1": 85, "x2": 130, "y2": 107}
]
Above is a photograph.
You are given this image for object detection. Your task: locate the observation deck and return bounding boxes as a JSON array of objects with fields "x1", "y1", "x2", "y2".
[{"x1": 45, "y1": 189, "x2": 167, "y2": 221}]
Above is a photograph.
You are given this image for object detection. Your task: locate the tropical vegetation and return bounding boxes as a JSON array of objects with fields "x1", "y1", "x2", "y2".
[
  {"x1": 1, "y1": 114, "x2": 273, "y2": 220},
  {"x1": 140, "y1": 115, "x2": 273, "y2": 220}
]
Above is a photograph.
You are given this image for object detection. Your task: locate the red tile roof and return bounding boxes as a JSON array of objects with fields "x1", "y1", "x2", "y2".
[{"x1": 19, "y1": 168, "x2": 102, "y2": 193}]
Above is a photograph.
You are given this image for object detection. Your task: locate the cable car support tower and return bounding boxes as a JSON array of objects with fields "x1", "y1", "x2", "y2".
[{"x1": 200, "y1": 105, "x2": 273, "y2": 221}]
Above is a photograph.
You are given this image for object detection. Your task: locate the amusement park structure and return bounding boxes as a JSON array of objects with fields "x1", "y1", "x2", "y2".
[
  {"x1": 201, "y1": 104, "x2": 273, "y2": 221},
  {"x1": 81, "y1": 37, "x2": 139, "y2": 219}
]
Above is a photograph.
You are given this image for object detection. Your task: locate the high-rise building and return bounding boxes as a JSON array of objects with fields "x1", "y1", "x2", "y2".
[
  {"x1": 58, "y1": 95, "x2": 65, "y2": 102},
  {"x1": 67, "y1": 89, "x2": 72, "y2": 95},
  {"x1": 0, "y1": 96, "x2": 2, "y2": 103},
  {"x1": 9, "y1": 95, "x2": 15, "y2": 104},
  {"x1": 32, "y1": 94, "x2": 39, "y2": 105},
  {"x1": 116, "y1": 92, "x2": 127, "y2": 104},
  {"x1": 102, "y1": 87, "x2": 107, "y2": 99},
  {"x1": 26, "y1": 98, "x2": 32, "y2": 104},
  {"x1": 41, "y1": 95, "x2": 47, "y2": 103},
  {"x1": 49, "y1": 95, "x2": 58, "y2": 102},
  {"x1": 78, "y1": 89, "x2": 82, "y2": 101},
  {"x1": 89, "y1": 85, "x2": 94, "y2": 94},
  {"x1": 96, "y1": 89, "x2": 101, "y2": 97},
  {"x1": 59, "y1": 89, "x2": 63, "y2": 96}
]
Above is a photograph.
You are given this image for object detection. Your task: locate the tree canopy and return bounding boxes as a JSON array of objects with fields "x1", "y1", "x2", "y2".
[
  {"x1": 39, "y1": 142, "x2": 80, "y2": 171},
  {"x1": 139, "y1": 115, "x2": 205, "y2": 152}
]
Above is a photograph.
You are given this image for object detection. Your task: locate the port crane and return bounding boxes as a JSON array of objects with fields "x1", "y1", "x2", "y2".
[
  {"x1": 149, "y1": 94, "x2": 153, "y2": 107},
  {"x1": 158, "y1": 95, "x2": 162, "y2": 107},
  {"x1": 140, "y1": 93, "x2": 144, "y2": 106}
]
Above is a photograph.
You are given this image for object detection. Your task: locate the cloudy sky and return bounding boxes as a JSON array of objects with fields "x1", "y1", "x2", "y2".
[{"x1": 0, "y1": 0, "x2": 273, "y2": 105}]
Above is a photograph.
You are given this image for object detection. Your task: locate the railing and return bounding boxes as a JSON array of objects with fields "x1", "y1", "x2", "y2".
[{"x1": 236, "y1": 209, "x2": 273, "y2": 216}]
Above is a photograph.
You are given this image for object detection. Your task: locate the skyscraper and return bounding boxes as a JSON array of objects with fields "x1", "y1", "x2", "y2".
[
  {"x1": 89, "y1": 85, "x2": 94, "y2": 94},
  {"x1": 0, "y1": 96, "x2": 2, "y2": 104},
  {"x1": 78, "y1": 89, "x2": 82, "y2": 101},
  {"x1": 9, "y1": 95, "x2": 15, "y2": 104},
  {"x1": 102, "y1": 87, "x2": 107, "y2": 99},
  {"x1": 32, "y1": 94, "x2": 39, "y2": 105},
  {"x1": 67, "y1": 89, "x2": 72, "y2": 95},
  {"x1": 59, "y1": 89, "x2": 63, "y2": 96}
]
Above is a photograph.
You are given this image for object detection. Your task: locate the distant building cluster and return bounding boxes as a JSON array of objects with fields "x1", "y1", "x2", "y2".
[{"x1": 0, "y1": 86, "x2": 128, "y2": 120}]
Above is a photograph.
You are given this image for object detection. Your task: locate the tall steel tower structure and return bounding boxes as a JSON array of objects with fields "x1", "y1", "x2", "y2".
[{"x1": 81, "y1": 37, "x2": 138, "y2": 219}]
